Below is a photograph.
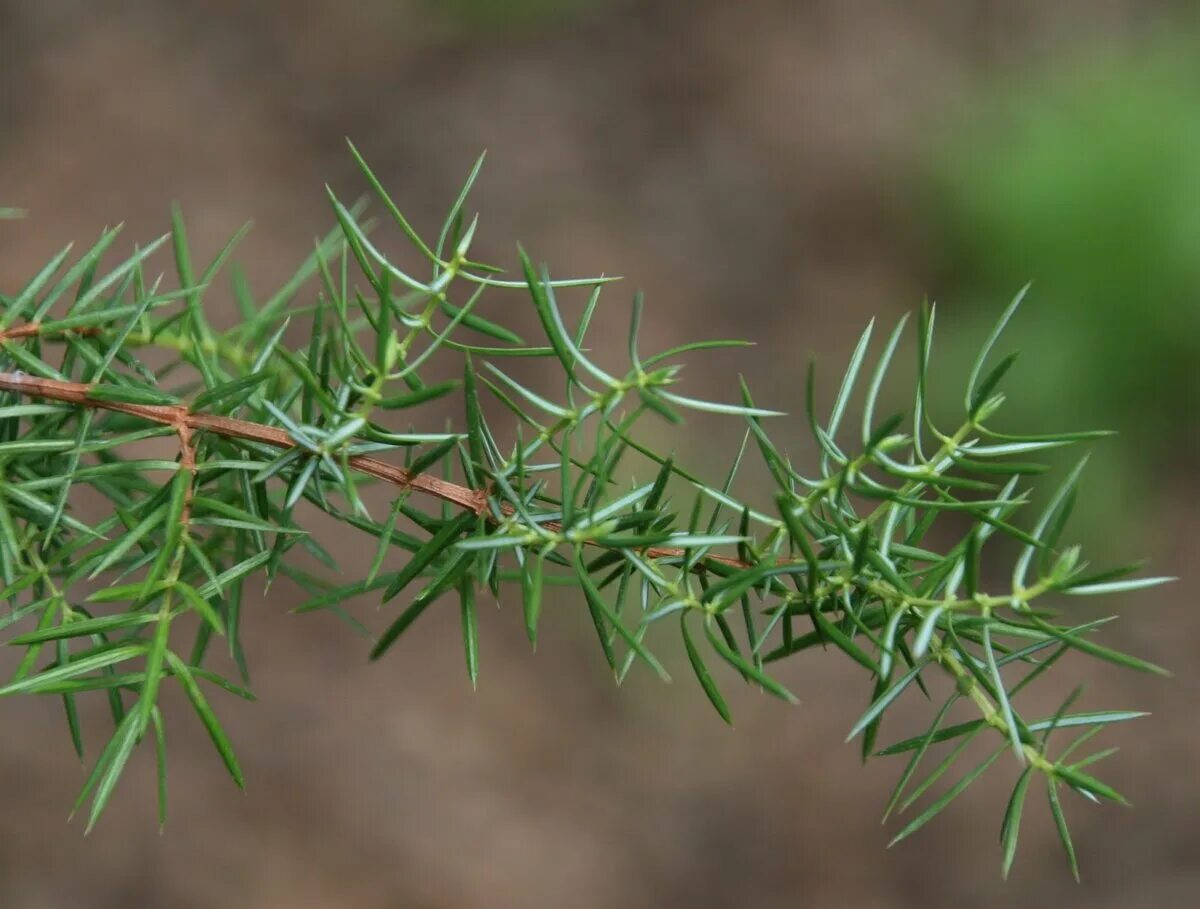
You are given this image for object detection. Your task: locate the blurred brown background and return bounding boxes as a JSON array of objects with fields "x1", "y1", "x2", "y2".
[{"x1": 1, "y1": 1, "x2": 1197, "y2": 906}]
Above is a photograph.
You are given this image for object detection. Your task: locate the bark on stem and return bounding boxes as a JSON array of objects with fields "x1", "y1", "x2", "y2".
[{"x1": 0, "y1": 371, "x2": 749, "y2": 568}]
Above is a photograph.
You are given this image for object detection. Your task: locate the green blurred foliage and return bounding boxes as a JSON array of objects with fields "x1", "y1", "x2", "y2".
[{"x1": 922, "y1": 36, "x2": 1200, "y2": 482}]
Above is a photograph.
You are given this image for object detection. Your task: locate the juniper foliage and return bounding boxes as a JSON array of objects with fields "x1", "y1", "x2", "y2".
[{"x1": 0, "y1": 145, "x2": 1171, "y2": 877}]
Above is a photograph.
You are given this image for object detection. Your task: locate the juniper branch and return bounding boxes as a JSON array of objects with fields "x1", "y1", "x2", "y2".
[
  {"x1": 0, "y1": 147, "x2": 1172, "y2": 879},
  {"x1": 0, "y1": 369, "x2": 490, "y2": 516}
]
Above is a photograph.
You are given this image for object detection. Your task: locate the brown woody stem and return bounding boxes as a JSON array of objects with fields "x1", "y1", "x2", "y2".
[{"x1": 0, "y1": 370, "x2": 750, "y2": 569}]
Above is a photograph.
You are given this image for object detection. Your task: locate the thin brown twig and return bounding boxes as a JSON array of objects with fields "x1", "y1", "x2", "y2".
[
  {"x1": 0, "y1": 323, "x2": 100, "y2": 341},
  {"x1": 0, "y1": 370, "x2": 750, "y2": 568},
  {"x1": 176, "y1": 422, "x2": 197, "y2": 527}
]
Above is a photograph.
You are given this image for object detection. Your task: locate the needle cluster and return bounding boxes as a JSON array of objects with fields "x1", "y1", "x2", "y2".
[{"x1": 0, "y1": 145, "x2": 1171, "y2": 876}]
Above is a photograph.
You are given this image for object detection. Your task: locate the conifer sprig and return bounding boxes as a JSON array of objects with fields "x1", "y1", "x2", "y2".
[{"x1": 0, "y1": 146, "x2": 1171, "y2": 876}]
